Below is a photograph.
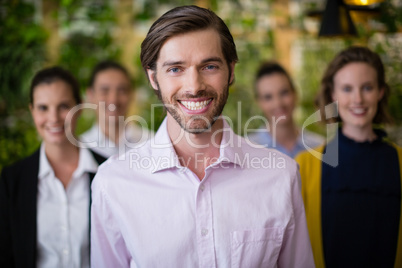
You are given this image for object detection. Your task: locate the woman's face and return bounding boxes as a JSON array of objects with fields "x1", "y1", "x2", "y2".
[
  {"x1": 30, "y1": 80, "x2": 79, "y2": 146},
  {"x1": 332, "y1": 62, "x2": 384, "y2": 131},
  {"x1": 256, "y1": 73, "x2": 296, "y2": 126}
]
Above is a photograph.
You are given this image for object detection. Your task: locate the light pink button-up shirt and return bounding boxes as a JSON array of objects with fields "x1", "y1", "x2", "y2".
[{"x1": 91, "y1": 118, "x2": 315, "y2": 268}]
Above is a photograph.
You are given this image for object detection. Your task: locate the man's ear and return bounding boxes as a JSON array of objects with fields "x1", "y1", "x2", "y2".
[
  {"x1": 146, "y1": 69, "x2": 158, "y2": 90},
  {"x1": 229, "y1": 61, "x2": 236, "y2": 85}
]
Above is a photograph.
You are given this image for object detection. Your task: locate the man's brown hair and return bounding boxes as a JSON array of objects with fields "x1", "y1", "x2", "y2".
[{"x1": 140, "y1": 5, "x2": 238, "y2": 79}]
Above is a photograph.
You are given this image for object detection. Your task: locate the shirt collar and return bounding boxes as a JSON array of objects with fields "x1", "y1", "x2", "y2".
[
  {"x1": 74, "y1": 147, "x2": 99, "y2": 177},
  {"x1": 217, "y1": 119, "x2": 244, "y2": 166},
  {"x1": 38, "y1": 143, "x2": 99, "y2": 180},
  {"x1": 92, "y1": 123, "x2": 116, "y2": 147},
  {"x1": 90, "y1": 122, "x2": 148, "y2": 144},
  {"x1": 38, "y1": 143, "x2": 53, "y2": 179},
  {"x1": 150, "y1": 117, "x2": 244, "y2": 173},
  {"x1": 149, "y1": 118, "x2": 182, "y2": 173}
]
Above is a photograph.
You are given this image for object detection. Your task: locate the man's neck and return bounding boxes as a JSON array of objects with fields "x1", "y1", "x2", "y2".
[
  {"x1": 98, "y1": 119, "x2": 122, "y2": 145},
  {"x1": 167, "y1": 116, "x2": 223, "y2": 180}
]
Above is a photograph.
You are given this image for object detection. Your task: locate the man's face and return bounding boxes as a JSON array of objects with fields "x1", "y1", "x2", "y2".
[
  {"x1": 147, "y1": 29, "x2": 235, "y2": 134},
  {"x1": 87, "y1": 68, "x2": 132, "y2": 125}
]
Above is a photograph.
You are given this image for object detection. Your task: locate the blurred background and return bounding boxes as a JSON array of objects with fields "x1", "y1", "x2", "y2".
[{"x1": 1, "y1": 0, "x2": 401, "y2": 169}]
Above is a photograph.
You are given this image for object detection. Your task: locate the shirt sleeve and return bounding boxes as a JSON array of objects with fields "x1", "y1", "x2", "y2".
[
  {"x1": 277, "y1": 166, "x2": 315, "y2": 268},
  {"x1": 91, "y1": 172, "x2": 133, "y2": 268}
]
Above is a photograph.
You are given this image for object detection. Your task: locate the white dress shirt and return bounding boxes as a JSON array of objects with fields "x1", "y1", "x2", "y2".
[
  {"x1": 80, "y1": 123, "x2": 152, "y2": 158},
  {"x1": 91, "y1": 118, "x2": 315, "y2": 267},
  {"x1": 37, "y1": 144, "x2": 99, "y2": 268}
]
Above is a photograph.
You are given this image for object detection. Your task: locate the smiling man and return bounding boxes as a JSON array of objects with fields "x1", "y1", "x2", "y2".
[
  {"x1": 90, "y1": 5, "x2": 314, "y2": 267},
  {"x1": 80, "y1": 61, "x2": 151, "y2": 158}
]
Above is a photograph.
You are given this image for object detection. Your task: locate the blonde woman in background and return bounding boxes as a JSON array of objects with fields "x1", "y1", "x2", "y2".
[{"x1": 296, "y1": 46, "x2": 402, "y2": 268}]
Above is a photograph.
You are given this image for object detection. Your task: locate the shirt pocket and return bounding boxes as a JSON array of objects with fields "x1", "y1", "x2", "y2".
[{"x1": 230, "y1": 227, "x2": 284, "y2": 268}]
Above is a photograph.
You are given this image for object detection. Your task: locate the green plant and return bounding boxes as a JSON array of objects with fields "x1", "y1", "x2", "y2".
[
  {"x1": 0, "y1": 0, "x2": 47, "y2": 170},
  {"x1": 56, "y1": 0, "x2": 121, "y2": 134}
]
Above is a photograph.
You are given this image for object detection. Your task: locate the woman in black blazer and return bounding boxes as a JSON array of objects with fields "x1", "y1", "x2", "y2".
[{"x1": 0, "y1": 67, "x2": 106, "y2": 268}]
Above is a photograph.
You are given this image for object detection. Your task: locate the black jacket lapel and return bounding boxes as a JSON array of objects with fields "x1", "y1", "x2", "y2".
[{"x1": 14, "y1": 149, "x2": 40, "y2": 268}]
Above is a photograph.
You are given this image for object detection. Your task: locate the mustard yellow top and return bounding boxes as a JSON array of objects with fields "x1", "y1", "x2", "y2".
[{"x1": 295, "y1": 144, "x2": 402, "y2": 268}]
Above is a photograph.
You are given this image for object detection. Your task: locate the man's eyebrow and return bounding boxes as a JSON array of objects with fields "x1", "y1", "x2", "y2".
[
  {"x1": 161, "y1": 57, "x2": 224, "y2": 68},
  {"x1": 201, "y1": 57, "x2": 224, "y2": 64},
  {"x1": 161, "y1": 61, "x2": 184, "y2": 68}
]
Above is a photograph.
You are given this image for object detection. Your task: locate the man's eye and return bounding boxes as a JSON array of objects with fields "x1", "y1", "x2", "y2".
[
  {"x1": 99, "y1": 87, "x2": 109, "y2": 94},
  {"x1": 342, "y1": 86, "x2": 352, "y2": 92},
  {"x1": 118, "y1": 87, "x2": 129, "y2": 94},
  {"x1": 168, "y1": 67, "x2": 180, "y2": 73},
  {"x1": 205, "y1": 65, "x2": 217, "y2": 70}
]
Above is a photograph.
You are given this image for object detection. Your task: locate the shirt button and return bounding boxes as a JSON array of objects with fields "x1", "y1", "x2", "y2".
[
  {"x1": 63, "y1": 249, "x2": 69, "y2": 255},
  {"x1": 200, "y1": 185, "x2": 205, "y2": 191},
  {"x1": 201, "y1": 229, "x2": 208, "y2": 236}
]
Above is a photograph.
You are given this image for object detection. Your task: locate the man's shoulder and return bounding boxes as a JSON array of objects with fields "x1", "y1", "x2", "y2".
[
  {"x1": 237, "y1": 137, "x2": 298, "y2": 173},
  {"x1": 94, "y1": 139, "x2": 154, "y2": 178}
]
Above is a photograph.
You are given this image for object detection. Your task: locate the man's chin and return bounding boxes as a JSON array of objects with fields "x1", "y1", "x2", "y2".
[
  {"x1": 180, "y1": 116, "x2": 220, "y2": 134},
  {"x1": 183, "y1": 126, "x2": 210, "y2": 134}
]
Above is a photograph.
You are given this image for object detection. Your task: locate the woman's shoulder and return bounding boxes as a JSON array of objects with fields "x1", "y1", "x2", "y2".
[
  {"x1": 384, "y1": 141, "x2": 402, "y2": 162},
  {"x1": 299, "y1": 129, "x2": 325, "y2": 148},
  {"x1": 295, "y1": 145, "x2": 325, "y2": 162},
  {"x1": 1, "y1": 149, "x2": 40, "y2": 180}
]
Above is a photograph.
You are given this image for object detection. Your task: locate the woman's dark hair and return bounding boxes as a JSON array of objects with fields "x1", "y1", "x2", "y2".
[
  {"x1": 30, "y1": 66, "x2": 81, "y2": 104},
  {"x1": 88, "y1": 60, "x2": 131, "y2": 88},
  {"x1": 254, "y1": 61, "x2": 296, "y2": 98},
  {"x1": 140, "y1": 5, "x2": 238, "y2": 77},
  {"x1": 317, "y1": 46, "x2": 392, "y2": 124}
]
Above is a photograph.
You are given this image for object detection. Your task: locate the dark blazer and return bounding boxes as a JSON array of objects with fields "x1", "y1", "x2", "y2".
[{"x1": 0, "y1": 148, "x2": 106, "y2": 268}]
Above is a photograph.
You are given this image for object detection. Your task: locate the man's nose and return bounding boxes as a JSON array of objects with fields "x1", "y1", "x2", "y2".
[
  {"x1": 107, "y1": 90, "x2": 119, "y2": 106},
  {"x1": 185, "y1": 68, "x2": 204, "y2": 94}
]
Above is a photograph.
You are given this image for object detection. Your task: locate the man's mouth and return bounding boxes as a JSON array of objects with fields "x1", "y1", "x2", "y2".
[{"x1": 179, "y1": 98, "x2": 212, "y2": 111}]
